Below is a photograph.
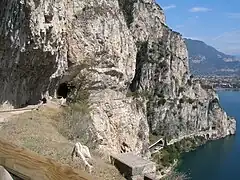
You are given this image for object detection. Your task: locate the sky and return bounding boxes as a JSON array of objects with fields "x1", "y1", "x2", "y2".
[{"x1": 156, "y1": 0, "x2": 240, "y2": 55}]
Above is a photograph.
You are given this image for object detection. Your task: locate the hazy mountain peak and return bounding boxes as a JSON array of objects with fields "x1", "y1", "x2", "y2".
[{"x1": 184, "y1": 38, "x2": 240, "y2": 76}]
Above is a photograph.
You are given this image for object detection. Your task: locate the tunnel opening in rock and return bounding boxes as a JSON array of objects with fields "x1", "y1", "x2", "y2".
[
  {"x1": 158, "y1": 139, "x2": 164, "y2": 146},
  {"x1": 57, "y1": 83, "x2": 70, "y2": 99}
]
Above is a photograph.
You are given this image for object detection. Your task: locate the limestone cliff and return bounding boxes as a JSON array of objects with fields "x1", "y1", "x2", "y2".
[{"x1": 0, "y1": 0, "x2": 236, "y2": 156}]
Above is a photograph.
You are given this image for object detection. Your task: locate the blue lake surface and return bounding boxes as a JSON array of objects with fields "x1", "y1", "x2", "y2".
[{"x1": 177, "y1": 91, "x2": 240, "y2": 180}]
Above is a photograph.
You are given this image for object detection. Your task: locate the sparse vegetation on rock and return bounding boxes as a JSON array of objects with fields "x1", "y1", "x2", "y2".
[{"x1": 162, "y1": 171, "x2": 189, "y2": 180}]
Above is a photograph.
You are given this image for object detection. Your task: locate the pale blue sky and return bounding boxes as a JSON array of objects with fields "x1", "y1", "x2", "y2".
[{"x1": 156, "y1": 0, "x2": 240, "y2": 55}]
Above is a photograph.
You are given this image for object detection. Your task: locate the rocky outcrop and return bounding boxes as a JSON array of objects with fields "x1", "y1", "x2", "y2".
[
  {"x1": 0, "y1": 166, "x2": 13, "y2": 180},
  {"x1": 0, "y1": 0, "x2": 236, "y2": 156}
]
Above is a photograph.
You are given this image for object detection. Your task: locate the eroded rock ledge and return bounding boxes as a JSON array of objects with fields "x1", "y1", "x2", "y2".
[{"x1": 0, "y1": 0, "x2": 236, "y2": 156}]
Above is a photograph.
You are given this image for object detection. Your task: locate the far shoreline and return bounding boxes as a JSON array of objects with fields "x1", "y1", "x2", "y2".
[{"x1": 215, "y1": 88, "x2": 240, "y2": 91}]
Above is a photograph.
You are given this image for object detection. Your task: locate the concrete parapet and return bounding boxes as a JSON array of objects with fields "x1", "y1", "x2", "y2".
[{"x1": 111, "y1": 153, "x2": 156, "y2": 180}]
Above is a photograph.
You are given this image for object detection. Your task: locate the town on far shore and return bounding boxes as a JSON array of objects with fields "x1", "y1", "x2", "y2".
[{"x1": 194, "y1": 75, "x2": 240, "y2": 91}]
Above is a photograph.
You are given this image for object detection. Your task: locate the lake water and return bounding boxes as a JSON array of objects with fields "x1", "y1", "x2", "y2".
[{"x1": 177, "y1": 91, "x2": 240, "y2": 180}]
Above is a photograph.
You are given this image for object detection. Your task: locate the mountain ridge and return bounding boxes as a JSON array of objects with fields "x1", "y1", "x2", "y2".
[{"x1": 184, "y1": 38, "x2": 240, "y2": 76}]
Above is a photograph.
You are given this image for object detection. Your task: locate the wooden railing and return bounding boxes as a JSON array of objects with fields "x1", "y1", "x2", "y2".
[{"x1": 0, "y1": 139, "x2": 93, "y2": 180}]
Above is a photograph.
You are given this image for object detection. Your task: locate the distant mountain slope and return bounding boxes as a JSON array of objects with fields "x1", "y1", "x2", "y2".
[{"x1": 184, "y1": 38, "x2": 240, "y2": 76}]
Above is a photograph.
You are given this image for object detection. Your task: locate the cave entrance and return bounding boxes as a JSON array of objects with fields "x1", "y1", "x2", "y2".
[{"x1": 57, "y1": 83, "x2": 69, "y2": 99}]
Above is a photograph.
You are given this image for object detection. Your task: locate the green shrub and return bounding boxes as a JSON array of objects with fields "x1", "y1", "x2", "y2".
[
  {"x1": 212, "y1": 98, "x2": 219, "y2": 104},
  {"x1": 179, "y1": 98, "x2": 184, "y2": 104},
  {"x1": 159, "y1": 61, "x2": 168, "y2": 69},
  {"x1": 165, "y1": 145, "x2": 181, "y2": 161},
  {"x1": 126, "y1": 90, "x2": 151, "y2": 99},
  {"x1": 187, "y1": 79, "x2": 192, "y2": 86},
  {"x1": 158, "y1": 98, "x2": 166, "y2": 106},
  {"x1": 179, "y1": 116, "x2": 183, "y2": 123},
  {"x1": 152, "y1": 152, "x2": 162, "y2": 165},
  {"x1": 192, "y1": 105, "x2": 198, "y2": 109},
  {"x1": 201, "y1": 83, "x2": 213, "y2": 90},
  {"x1": 152, "y1": 144, "x2": 181, "y2": 168},
  {"x1": 161, "y1": 151, "x2": 171, "y2": 167},
  {"x1": 179, "y1": 87, "x2": 185, "y2": 93},
  {"x1": 186, "y1": 98, "x2": 195, "y2": 104},
  {"x1": 126, "y1": 90, "x2": 138, "y2": 98},
  {"x1": 177, "y1": 104, "x2": 182, "y2": 109}
]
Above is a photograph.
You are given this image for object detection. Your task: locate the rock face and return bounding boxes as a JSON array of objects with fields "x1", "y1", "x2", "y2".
[{"x1": 0, "y1": 0, "x2": 236, "y2": 155}]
